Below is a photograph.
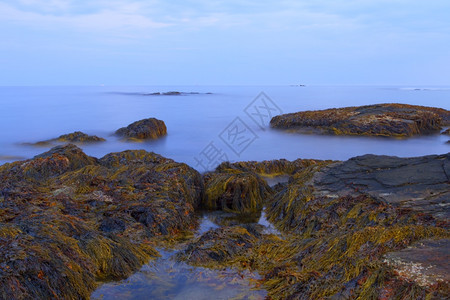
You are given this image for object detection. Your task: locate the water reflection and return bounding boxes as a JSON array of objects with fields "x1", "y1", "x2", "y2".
[{"x1": 92, "y1": 249, "x2": 266, "y2": 300}]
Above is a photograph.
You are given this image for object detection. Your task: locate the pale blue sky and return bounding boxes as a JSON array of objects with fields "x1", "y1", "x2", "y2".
[{"x1": 1, "y1": 0, "x2": 449, "y2": 85}]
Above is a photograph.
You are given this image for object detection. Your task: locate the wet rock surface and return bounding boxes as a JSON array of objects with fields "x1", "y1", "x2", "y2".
[
  {"x1": 0, "y1": 144, "x2": 202, "y2": 299},
  {"x1": 115, "y1": 118, "x2": 167, "y2": 140},
  {"x1": 271, "y1": 103, "x2": 450, "y2": 137}
]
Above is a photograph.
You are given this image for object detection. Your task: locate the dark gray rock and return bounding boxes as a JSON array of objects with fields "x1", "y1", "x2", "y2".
[{"x1": 311, "y1": 153, "x2": 450, "y2": 220}]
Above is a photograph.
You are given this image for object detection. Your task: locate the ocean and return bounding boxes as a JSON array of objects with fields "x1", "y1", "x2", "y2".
[{"x1": 1, "y1": 85, "x2": 449, "y2": 171}]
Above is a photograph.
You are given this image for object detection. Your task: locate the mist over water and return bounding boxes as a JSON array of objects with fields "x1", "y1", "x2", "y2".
[{"x1": 1, "y1": 85, "x2": 449, "y2": 171}]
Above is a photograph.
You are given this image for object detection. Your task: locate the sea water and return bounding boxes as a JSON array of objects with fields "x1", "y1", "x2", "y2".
[{"x1": 0, "y1": 85, "x2": 449, "y2": 171}]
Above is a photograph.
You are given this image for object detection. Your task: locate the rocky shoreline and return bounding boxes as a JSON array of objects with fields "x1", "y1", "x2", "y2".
[{"x1": 0, "y1": 144, "x2": 448, "y2": 299}]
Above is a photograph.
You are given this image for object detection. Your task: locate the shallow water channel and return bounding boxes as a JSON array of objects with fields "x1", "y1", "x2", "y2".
[{"x1": 90, "y1": 207, "x2": 287, "y2": 300}]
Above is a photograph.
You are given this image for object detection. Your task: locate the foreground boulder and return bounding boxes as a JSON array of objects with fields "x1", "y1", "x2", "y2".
[
  {"x1": 0, "y1": 145, "x2": 203, "y2": 299},
  {"x1": 270, "y1": 103, "x2": 450, "y2": 137},
  {"x1": 115, "y1": 118, "x2": 167, "y2": 140}
]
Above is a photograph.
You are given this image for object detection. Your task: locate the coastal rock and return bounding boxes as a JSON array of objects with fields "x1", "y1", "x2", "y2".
[
  {"x1": 202, "y1": 168, "x2": 271, "y2": 214},
  {"x1": 311, "y1": 153, "x2": 450, "y2": 221},
  {"x1": 24, "y1": 131, "x2": 106, "y2": 147},
  {"x1": 56, "y1": 131, "x2": 106, "y2": 143},
  {"x1": 262, "y1": 153, "x2": 449, "y2": 298},
  {"x1": 442, "y1": 128, "x2": 450, "y2": 135},
  {"x1": 0, "y1": 145, "x2": 203, "y2": 299},
  {"x1": 384, "y1": 239, "x2": 450, "y2": 288},
  {"x1": 115, "y1": 118, "x2": 167, "y2": 140},
  {"x1": 178, "y1": 226, "x2": 258, "y2": 266},
  {"x1": 216, "y1": 158, "x2": 325, "y2": 175},
  {"x1": 270, "y1": 103, "x2": 450, "y2": 137}
]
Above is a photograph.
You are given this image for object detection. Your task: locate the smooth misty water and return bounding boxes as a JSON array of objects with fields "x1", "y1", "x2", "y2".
[{"x1": 0, "y1": 85, "x2": 449, "y2": 171}]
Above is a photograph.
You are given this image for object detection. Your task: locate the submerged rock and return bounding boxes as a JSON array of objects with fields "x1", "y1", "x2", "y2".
[
  {"x1": 271, "y1": 103, "x2": 450, "y2": 137},
  {"x1": 0, "y1": 144, "x2": 203, "y2": 299},
  {"x1": 115, "y1": 118, "x2": 167, "y2": 140}
]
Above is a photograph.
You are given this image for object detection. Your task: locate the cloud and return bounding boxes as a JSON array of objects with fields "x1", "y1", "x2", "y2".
[{"x1": 0, "y1": 2, "x2": 174, "y2": 45}]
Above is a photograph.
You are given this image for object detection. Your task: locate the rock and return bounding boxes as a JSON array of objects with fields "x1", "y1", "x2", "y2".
[
  {"x1": 216, "y1": 158, "x2": 325, "y2": 175},
  {"x1": 311, "y1": 153, "x2": 450, "y2": 221},
  {"x1": 216, "y1": 159, "x2": 332, "y2": 192},
  {"x1": 141, "y1": 91, "x2": 212, "y2": 96},
  {"x1": 115, "y1": 118, "x2": 167, "y2": 140},
  {"x1": 202, "y1": 168, "x2": 271, "y2": 214},
  {"x1": 178, "y1": 226, "x2": 258, "y2": 266},
  {"x1": 384, "y1": 239, "x2": 450, "y2": 287},
  {"x1": 262, "y1": 153, "x2": 449, "y2": 298},
  {"x1": 162, "y1": 91, "x2": 181, "y2": 95},
  {"x1": 0, "y1": 145, "x2": 203, "y2": 299},
  {"x1": 442, "y1": 128, "x2": 450, "y2": 135},
  {"x1": 270, "y1": 103, "x2": 450, "y2": 137},
  {"x1": 56, "y1": 131, "x2": 106, "y2": 143},
  {"x1": 24, "y1": 131, "x2": 106, "y2": 147}
]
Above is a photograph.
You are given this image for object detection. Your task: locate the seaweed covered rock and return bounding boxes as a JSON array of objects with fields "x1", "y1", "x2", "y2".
[
  {"x1": 0, "y1": 144, "x2": 203, "y2": 299},
  {"x1": 270, "y1": 103, "x2": 450, "y2": 137},
  {"x1": 115, "y1": 118, "x2": 167, "y2": 140},
  {"x1": 25, "y1": 131, "x2": 106, "y2": 147},
  {"x1": 56, "y1": 131, "x2": 106, "y2": 143},
  {"x1": 202, "y1": 168, "x2": 271, "y2": 214},
  {"x1": 178, "y1": 226, "x2": 259, "y2": 266},
  {"x1": 262, "y1": 153, "x2": 450, "y2": 298},
  {"x1": 216, "y1": 158, "x2": 324, "y2": 176}
]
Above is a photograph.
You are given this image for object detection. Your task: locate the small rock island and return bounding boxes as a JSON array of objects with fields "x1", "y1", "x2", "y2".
[
  {"x1": 115, "y1": 118, "x2": 167, "y2": 140},
  {"x1": 270, "y1": 103, "x2": 450, "y2": 137}
]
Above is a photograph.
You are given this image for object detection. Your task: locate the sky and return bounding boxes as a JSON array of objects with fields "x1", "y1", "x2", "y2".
[{"x1": 0, "y1": 0, "x2": 449, "y2": 86}]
